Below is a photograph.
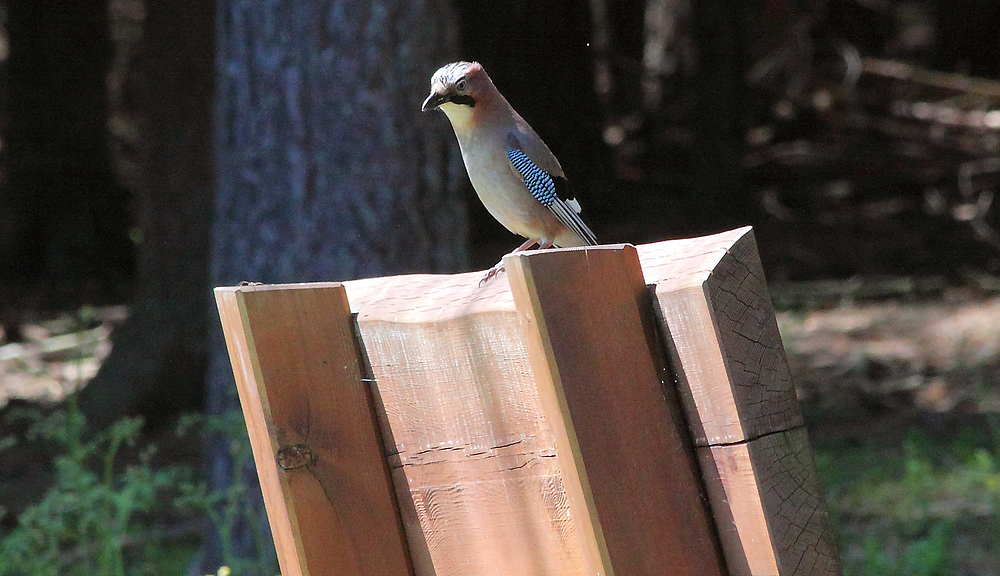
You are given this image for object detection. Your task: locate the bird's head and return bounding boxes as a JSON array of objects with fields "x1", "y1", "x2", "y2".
[{"x1": 421, "y1": 61, "x2": 488, "y2": 115}]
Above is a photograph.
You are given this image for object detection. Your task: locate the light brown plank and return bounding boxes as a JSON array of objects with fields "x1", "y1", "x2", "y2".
[
  {"x1": 505, "y1": 245, "x2": 728, "y2": 576},
  {"x1": 638, "y1": 227, "x2": 803, "y2": 445},
  {"x1": 636, "y1": 228, "x2": 841, "y2": 576},
  {"x1": 215, "y1": 283, "x2": 412, "y2": 576},
  {"x1": 345, "y1": 273, "x2": 595, "y2": 576}
]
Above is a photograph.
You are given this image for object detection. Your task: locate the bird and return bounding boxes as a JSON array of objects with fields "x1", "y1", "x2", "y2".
[{"x1": 421, "y1": 61, "x2": 598, "y2": 285}]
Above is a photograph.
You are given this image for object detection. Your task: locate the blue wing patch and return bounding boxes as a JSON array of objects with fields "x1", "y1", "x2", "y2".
[
  {"x1": 504, "y1": 136, "x2": 598, "y2": 246},
  {"x1": 506, "y1": 147, "x2": 557, "y2": 206}
]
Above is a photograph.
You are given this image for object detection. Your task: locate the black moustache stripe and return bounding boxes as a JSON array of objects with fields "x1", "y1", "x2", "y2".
[{"x1": 449, "y1": 94, "x2": 476, "y2": 108}]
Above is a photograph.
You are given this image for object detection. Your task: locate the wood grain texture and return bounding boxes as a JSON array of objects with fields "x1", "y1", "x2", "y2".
[
  {"x1": 636, "y1": 228, "x2": 841, "y2": 576},
  {"x1": 639, "y1": 227, "x2": 802, "y2": 445},
  {"x1": 213, "y1": 229, "x2": 839, "y2": 576},
  {"x1": 215, "y1": 284, "x2": 411, "y2": 576},
  {"x1": 505, "y1": 245, "x2": 728, "y2": 576},
  {"x1": 697, "y1": 430, "x2": 840, "y2": 576},
  {"x1": 345, "y1": 272, "x2": 593, "y2": 576}
]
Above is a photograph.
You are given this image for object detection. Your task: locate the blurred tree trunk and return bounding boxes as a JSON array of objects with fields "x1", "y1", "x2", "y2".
[
  {"x1": 0, "y1": 0, "x2": 132, "y2": 301},
  {"x1": 204, "y1": 0, "x2": 465, "y2": 570},
  {"x1": 689, "y1": 0, "x2": 753, "y2": 231},
  {"x1": 78, "y1": 0, "x2": 215, "y2": 429},
  {"x1": 0, "y1": 6, "x2": 8, "y2": 295}
]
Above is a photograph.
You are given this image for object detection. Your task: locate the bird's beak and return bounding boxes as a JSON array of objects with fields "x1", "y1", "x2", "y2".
[{"x1": 421, "y1": 91, "x2": 449, "y2": 112}]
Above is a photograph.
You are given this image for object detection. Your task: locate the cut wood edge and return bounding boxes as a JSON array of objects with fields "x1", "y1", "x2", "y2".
[
  {"x1": 647, "y1": 229, "x2": 803, "y2": 445},
  {"x1": 636, "y1": 226, "x2": 754, "y2": 289},
  {"x1": 637, "y1": 228, "x2": 840, "y2": 576}
]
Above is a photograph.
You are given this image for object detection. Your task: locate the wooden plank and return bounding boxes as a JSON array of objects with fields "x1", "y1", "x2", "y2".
[
  {"x1": 345, "y1": 272, "x2": 595, "y2": 576},
  {"x1": 638, "y1": 227, "x2": 803, "y2": 445},
  {"x1": 215, "y1": 283, "x2": 412, "y2": 576},
  {"x1": 635, "y1": 228, "x2": 842, "y2": 576},
  {"x1": 697, "y1": 429, "x2": 840, "y2": 576},
  {"x1": 505, "y1": 245, "x2": 728, "y2": 576}
]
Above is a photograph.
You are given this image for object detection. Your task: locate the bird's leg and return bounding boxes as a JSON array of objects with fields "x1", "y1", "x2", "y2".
[
  {"x1": 480, "y1": 238, "x2": 539, "y2": 286},
  {"x1": 511, "y1": 238, "x2": 540, "y2": 253}
]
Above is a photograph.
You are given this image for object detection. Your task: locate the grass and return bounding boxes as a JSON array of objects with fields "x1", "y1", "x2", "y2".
[{"x1": 813, "y1": 418, "x2": 1000, "y2": 576}]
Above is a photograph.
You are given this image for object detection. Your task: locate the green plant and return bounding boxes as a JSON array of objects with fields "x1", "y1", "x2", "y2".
[
  {"x1": 817, "y1": 423, "x2": 1000, "y2": 576},
  {"x1": 858, "y1": 521, "x2": 952, "y2": 576},
  {"x1": 175, "y1": 411, "x2": 278, "y2": 576},
  {"x1": 0, "y1": 398, "x2": 185, "y2": 576}
]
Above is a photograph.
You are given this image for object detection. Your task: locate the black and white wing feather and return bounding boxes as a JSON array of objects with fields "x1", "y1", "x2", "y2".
[{"x1": 505, "y1": 137, "x2": 598, "y2": 246}]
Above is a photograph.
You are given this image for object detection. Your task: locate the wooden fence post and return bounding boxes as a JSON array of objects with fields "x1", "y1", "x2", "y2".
[
  {"x1": 638, "y1": 228, "x2": 842, "y2": 576},
  {"x1": 215, "y1": 283, "x2": 412, "y2": 576}
]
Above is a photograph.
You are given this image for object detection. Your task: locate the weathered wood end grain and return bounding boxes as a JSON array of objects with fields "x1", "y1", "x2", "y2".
[
  {"x1": 344, "y1": 272, "x2": 594, "y2": 576},
  {"x1": 638, "y1": 227, "x2": 802, "y2": 444},
  {"x1": 506, "y1": 245, "x2": 728, "y2": 576},
  {"x1": 697, "y1": 429, "x2": 840, "y2": 576},
  {"x1": 637, "y1": 229, "x2": 841, "y2": 576},
  {"x1": 215, "y1": 283, "x2": 412, "y2": 576}
]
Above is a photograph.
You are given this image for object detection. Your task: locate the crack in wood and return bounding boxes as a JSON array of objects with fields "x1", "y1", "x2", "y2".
[{"x1": 706, "y1": 423, "x2": 807, "y2": 448}]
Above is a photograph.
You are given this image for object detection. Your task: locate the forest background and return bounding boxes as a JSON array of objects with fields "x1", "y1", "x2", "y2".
[{"x1": 2, "y1": 1, "x2": 1000, "y2": 574}]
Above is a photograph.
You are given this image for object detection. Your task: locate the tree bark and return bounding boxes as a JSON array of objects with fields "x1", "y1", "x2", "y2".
[{"x1": 206, "y1": 0, "x2": 465, "y2": 569}]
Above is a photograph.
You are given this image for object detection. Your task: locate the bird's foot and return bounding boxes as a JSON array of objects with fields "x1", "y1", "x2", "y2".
[{"x1": 479, "y1": 261, "x2": 505, "y2": 286}]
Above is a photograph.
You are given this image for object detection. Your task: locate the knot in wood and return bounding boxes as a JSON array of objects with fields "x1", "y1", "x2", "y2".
[{"x1": 276, "y1": 444, "x2": 317, "y2": 470}]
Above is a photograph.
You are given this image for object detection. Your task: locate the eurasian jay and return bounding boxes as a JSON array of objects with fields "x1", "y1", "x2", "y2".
[{"x1": 422, "y1": 61, "x2": 598, "y2": 284}]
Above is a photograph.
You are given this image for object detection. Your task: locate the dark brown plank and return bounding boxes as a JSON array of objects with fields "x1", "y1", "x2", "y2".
[{"x1": 506, "y1": 244, "x2": 728, "y2": 576}]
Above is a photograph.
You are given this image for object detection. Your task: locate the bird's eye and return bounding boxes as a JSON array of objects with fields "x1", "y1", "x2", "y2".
[{"x1": 455, "y1": 78, "x2": 468, "y2": 92}]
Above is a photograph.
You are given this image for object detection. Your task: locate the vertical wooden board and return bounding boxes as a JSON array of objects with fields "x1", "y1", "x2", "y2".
[
  {"x1": 506, "y1": 245, "x2": 728, "y2": 576},
  {"x1": 348, "y1": 273, "x2": 593, "y2": 576},
  {"x1": 696, "y1": 443, "x2": 776, "y2": 576},
  {"x1": 639, "y1": 228, "x2": 802, "y2": 444},
  {"x1": 215, "y1": 284, "x2": 412, "y2": 576},
  {"x1": 698, "y1": 429, "x2": 841, "y2": 576},
  {"x1": 216, "y1": 288, "x2": 302, "y2": 576},
  {"x1": 636, "y1": 228, "x2": 840, "y2": 576},
  {"x1": 654, "y1": 283, "x2": 745, "y2": 444}
]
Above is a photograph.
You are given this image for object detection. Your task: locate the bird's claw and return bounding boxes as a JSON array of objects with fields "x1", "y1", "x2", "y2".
[{"x1": 479, "y1": 262, "x2": 505, "y2": 286}]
